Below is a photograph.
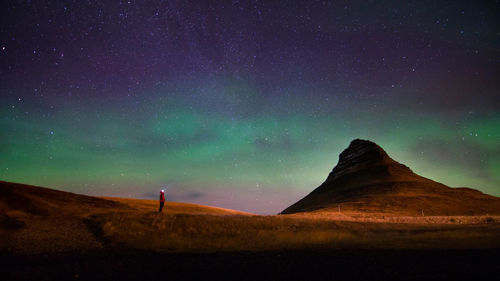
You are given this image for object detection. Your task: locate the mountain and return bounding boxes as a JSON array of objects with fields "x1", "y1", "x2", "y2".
[{"x1": 282, "y1": 139, "x2": 500, "y2": 215}]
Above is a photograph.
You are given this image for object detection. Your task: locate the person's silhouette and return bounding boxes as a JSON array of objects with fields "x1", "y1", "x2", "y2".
[{"x1": 159, "y1": 189, "x2": 165, "y2": 212}]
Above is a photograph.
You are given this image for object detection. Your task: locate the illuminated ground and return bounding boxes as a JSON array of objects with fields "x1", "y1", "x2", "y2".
[{"x1": 2, "y1": 181, "x2": 500, "y2": 280}]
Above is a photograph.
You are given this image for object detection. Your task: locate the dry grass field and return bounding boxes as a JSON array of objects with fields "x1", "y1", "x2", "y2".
[
  {"x1": 85, "y1": 199, "x2": 500, "y2": 252},
  {"x1": 2, "y1": 181, "x2": 499, "y2": 255},
  {"x1": 2, "y1": 181, "x2": 500, "y2": 280}
]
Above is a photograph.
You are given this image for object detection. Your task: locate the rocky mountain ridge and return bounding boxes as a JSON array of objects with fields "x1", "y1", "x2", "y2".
[{"x1": 282, "y1": 139, "x2": 500, "y2": 215}]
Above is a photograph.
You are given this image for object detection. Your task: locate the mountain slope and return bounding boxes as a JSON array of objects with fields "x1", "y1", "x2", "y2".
[{"x1": 282, "y1": 139, "x2": 500, "y2": 215}]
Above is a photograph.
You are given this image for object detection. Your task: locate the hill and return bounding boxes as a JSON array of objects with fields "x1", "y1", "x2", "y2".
[
  {"x1": 0, "y1": 181, "x2": 251, "y2": 217},
  {"x1": 0, "y1": 181, "x2": 251, "y2": 254},
  {"x1": 0, "y1": 181, "x2": 127, "y2": 217},
  {"x1": 282, "y1": 139, "x2": 500, "y2": 215},
  {"x1": 1, "y1": 175, "x2": 499, "y2": 256}
]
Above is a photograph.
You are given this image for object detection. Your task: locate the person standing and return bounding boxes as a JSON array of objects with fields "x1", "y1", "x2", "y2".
[{"x1": 159, "y1": 189, "x2": 165, "y2": 212}]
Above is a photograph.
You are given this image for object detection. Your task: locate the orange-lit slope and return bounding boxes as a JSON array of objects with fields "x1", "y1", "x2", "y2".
[{"x1": 282, "y1": 139, "x2": 500, "y2": 215}]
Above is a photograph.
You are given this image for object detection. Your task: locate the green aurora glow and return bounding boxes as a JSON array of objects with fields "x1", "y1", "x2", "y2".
[{"x1": 1, "y1": 84, "x2": 499, "y2": 213}]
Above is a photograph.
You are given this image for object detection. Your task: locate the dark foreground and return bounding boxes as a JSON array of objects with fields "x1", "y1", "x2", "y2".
[{"x1": 2, "y1": 249, "x2": 500, "y2": 281}]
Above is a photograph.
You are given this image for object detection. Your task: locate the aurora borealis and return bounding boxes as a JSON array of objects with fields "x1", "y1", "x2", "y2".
[{"x1": 1, "y1": 1, "x2": 499, "y2": 214}]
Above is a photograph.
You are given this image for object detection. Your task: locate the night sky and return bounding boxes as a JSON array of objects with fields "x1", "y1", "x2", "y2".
[{"x1": 1, "y1": 1, "x2": 499, "y2": 214}]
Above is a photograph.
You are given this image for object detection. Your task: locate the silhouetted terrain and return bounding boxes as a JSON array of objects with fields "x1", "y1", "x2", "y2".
[
  {"x1": 1, "y1": 181, "x2": 500, "y2": 280},
  {"x1": 283, "y1": 139, "x2": 500, "y2": 215}
]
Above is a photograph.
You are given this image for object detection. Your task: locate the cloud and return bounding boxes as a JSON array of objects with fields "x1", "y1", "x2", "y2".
[
  {"x1": 136, "y1": 190, "x2": 205, "y2": 202},
  {"x1": 168, "y1": 191, "x2": 205, "y2": 201}
]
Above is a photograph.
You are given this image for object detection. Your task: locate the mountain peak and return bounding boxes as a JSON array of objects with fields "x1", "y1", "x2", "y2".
[
  {"x1": 282, "y1": 139, "x2": 500, "y2": 215},
  {"x1": 324, "y1": 139, "x2": 399, "y2": 183},
  {"x1": 341, "y1": 139, "x2": 391, "y2": 163}
]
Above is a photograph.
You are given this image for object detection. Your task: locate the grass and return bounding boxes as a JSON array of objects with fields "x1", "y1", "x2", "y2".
[
  {"x1": 2, "y1": 181, "x2": 500, "y2": 254},
  {"x1": 85, "y1": 201, "x2": 500, "y2": 252},
  {"x1": 88, "y1": 212, "x2": 357, "y2": 251}
]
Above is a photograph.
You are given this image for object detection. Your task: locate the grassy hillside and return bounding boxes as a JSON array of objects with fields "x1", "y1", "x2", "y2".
[
  {"x1": 1, "y1": 181, "x2": 500, "y2": 255},
  {"x1": 87, "y1": 211, "x2": 500, "y2": 252}
]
